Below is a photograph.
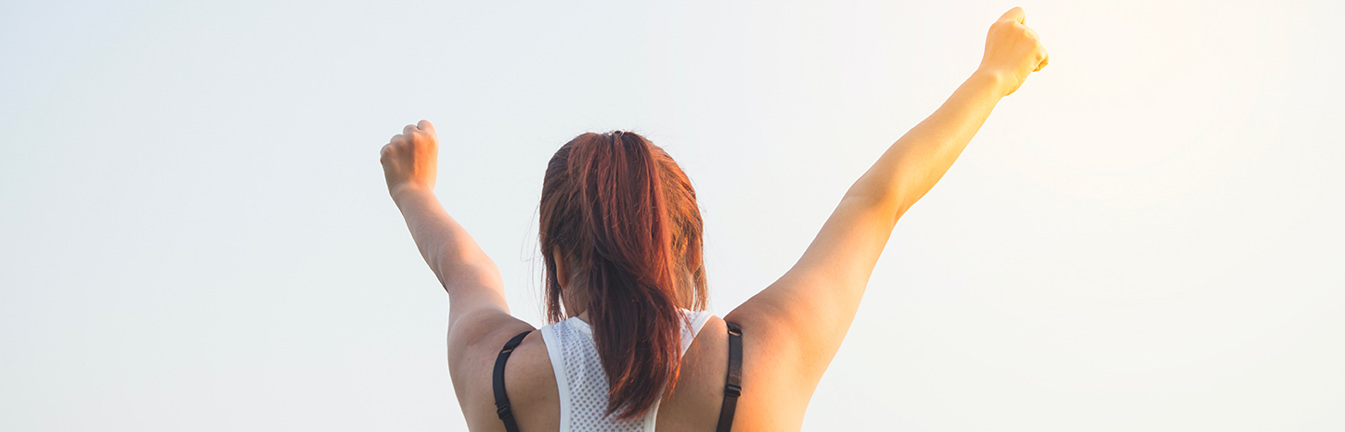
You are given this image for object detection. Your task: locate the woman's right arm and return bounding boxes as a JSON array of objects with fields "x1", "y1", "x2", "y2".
[{"x1": 724, "y1": 6, "x2": 1048, "y2": 409}]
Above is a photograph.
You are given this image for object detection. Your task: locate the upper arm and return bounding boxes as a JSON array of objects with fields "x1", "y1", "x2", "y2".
[
  {"x1": 439, "y1": 255, "x2": 510, "y2": 323},
  {"x1": 725, "y1": 193, "x2": 900, "y2": 389},
  {"x1": 439, "y1": 257, "x2": 524, "y2": 351},
  {"x1": 440, "y1": 259, "x2": 534, "y2": 388},
  {"x1": 433, "y1": 256, "x2": 547, "y2": 430}
]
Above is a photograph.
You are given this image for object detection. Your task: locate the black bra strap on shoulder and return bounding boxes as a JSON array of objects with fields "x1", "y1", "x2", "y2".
[
  {"x1": 493, "y1": 330, "x2": 531, "y2": 432},
  {"x1": 715, "y1": 321, "x2": 744, "y2": 432}
]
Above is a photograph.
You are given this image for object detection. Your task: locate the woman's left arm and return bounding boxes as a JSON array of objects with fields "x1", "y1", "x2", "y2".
[{"x1": 380, "y1": 121, "x2": 516, "y2": 336}]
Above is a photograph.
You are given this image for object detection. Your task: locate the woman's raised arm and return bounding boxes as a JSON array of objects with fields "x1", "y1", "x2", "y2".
[
  {"x1": 380, "y1": 121, "x2": 523, "y2": 343},
  {"x1": 724, "y1": 6, "x2": 1049, "y2": 408}
]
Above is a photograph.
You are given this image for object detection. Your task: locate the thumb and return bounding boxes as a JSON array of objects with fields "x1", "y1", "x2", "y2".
[
  {"x1": 998, "y1": 6, "x2": 1025, "y2": 24},
  {"x1": 417, "y1": 119, "x2": 436, "y2": 137}
]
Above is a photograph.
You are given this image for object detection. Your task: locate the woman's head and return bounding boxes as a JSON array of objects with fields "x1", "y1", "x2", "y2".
[{"x1": 538, "y1": 130, "x2": 707, "y2": 420}]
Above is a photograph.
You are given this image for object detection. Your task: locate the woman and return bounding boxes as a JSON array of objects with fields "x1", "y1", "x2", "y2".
[{"x1": 379, "y1": 7, "x2": 1047, "y2": 431}]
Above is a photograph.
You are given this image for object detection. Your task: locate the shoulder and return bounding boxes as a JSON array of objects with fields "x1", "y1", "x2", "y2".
[
  {"x1": 446, "y1": 309, "x2": 534, "y2": 376},
  {"x1": 659, "y1": 312, "x2": 807, "y2": 431},
  {"x1": 445, "y1": 310, "x2": 555, "y2": 431},
  {"x1": 501, "y1": 329, "x2": 561, "y2": 431},
  {"x1": 718, "y1": 309, "x2": 814, "y2": 431}
]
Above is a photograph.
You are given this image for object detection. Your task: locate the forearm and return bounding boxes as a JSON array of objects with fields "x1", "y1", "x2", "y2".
[
  {"x1": 845, "y1": 71, "x2": 1007, "y2": 220},
  {"x1": 391, "y1": 186, "x2": 503, "y2": 299}
]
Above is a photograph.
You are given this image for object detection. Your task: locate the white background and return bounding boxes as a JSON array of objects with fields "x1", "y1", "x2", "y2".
[{"x1": 2, "y1": 0, "x2": 1342, "y2": 430}]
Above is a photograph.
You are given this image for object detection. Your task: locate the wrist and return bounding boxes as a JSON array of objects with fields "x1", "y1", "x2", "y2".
[
  {"x1": 967, "y1": 69, "x2": 1010, "y2": 98},
  {"x1": 390, "y1": 182, "x2": 434, "y2": 205}
]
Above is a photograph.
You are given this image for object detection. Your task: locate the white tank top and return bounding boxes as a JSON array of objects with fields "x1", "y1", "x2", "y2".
[{"x1": 538, "y1": 308, "x2": 715, "y2": 432}]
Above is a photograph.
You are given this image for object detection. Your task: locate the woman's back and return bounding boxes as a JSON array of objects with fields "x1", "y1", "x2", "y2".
[
  {"x1": 457, "y1": 311, "x2": 810, "y2": 432},
  {"x1": 379, "y1": 7, "x2": 1048, "y2": 431},
  {"x1": 476, "y1": 310, "x2": 730, "y2": 431},
  {"x1": 540, "y1": 309, "x2": 715, "y2": 430}
]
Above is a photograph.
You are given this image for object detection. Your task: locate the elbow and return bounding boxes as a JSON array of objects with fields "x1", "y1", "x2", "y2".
[
  {"x1": 843, "y1": 171, "x2": 916, "y2": 225},
  {"x1": 842, "y1": 189, "x2": 910, "y2": 226}
]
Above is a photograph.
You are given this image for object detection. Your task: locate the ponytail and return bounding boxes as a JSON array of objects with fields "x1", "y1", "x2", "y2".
[{"x1": 539, "y1": 131, "x2": 707, "y2": 420}]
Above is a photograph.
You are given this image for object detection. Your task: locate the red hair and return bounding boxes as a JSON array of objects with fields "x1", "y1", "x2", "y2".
[{"x1": 538, "y1": 131, "x2": 708, "y2": 420}]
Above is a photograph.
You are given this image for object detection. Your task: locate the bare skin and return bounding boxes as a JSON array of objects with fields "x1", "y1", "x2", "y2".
[{"x1": 380, "y1": 7, "x2": 1048, "y2": 431}]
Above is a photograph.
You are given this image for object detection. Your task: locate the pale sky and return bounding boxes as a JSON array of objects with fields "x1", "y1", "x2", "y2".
[{"x1": 2, "y1": 0, "x2": 1342, "y2": 431}]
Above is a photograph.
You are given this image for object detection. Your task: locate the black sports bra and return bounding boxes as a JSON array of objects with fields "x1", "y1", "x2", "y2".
[{"x1": 491, "y1": 321, "x2": 744, "y2": 432}]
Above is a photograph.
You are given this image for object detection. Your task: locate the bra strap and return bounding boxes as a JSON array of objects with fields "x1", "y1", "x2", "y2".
[
  {"x1": 493, "y1": 330, "x2": 531, "y2": 432},
  {"x1": 715, "y1": 321, "x2": 744, "y2": 432}
]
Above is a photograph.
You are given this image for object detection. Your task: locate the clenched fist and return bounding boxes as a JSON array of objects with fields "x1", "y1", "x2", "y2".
[
  {"x1": 380, "y1": 120, "x2": 438, "y2": 198},
  {"x1": 976, "y1": 7, "x2": 1049, "y2": 97}
]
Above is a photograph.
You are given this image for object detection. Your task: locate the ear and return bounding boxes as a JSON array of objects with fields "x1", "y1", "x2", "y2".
[{"x1": 552, "y1": 247, "x2": 568, "y2": 288}]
